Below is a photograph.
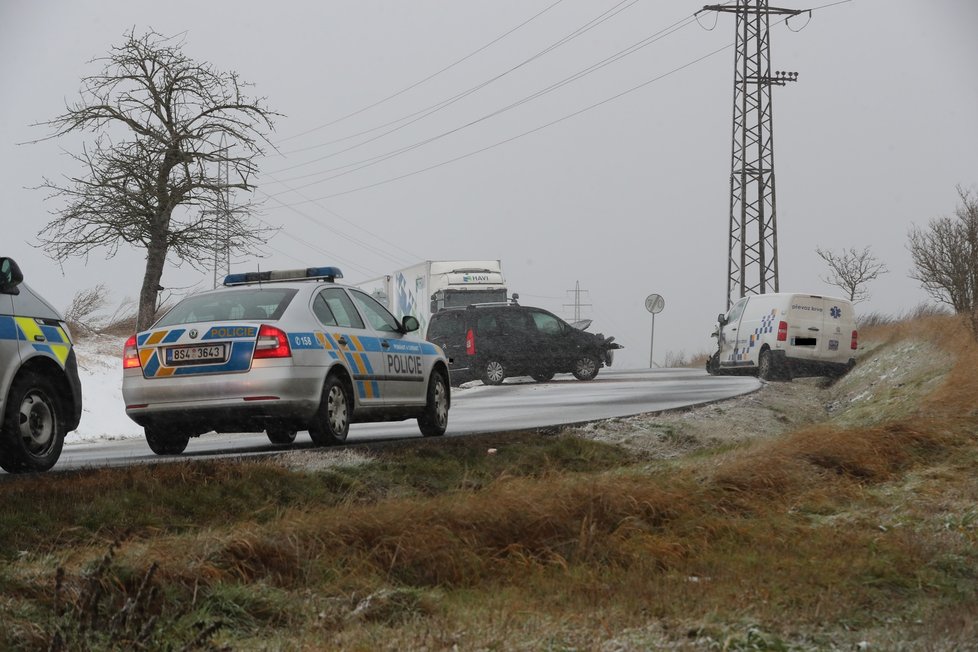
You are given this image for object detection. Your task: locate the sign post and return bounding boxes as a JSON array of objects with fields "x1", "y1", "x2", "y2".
[{"x1": 644, "y1": 293, "x2": 665, "y2": 368}]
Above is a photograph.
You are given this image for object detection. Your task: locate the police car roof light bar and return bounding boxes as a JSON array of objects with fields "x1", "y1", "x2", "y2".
[{"x1": 223, "y1": 266, "x2": 343, "y2": 286}]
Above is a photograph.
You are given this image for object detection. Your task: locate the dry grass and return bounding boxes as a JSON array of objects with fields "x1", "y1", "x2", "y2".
[{"x1": 2, "y1": 313, "x2": 977, "y2": 649}]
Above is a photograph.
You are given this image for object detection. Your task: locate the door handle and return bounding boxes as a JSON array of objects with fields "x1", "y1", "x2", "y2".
[
  {"x1": 381, "y1": 341, "x2": 391, "y2": 349},
  {"x1": 34, "y1": 334, "x2": 46, "y2": 342},
  {"x1": 808, "y1": 327, "x2": 820, "y2": 332},
  {"x1": 337, "y1": 336, "x2": 349, "y2": 346}
]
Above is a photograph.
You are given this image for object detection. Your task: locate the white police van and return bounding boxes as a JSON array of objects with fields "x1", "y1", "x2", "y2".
[
  {"x1": 707, "y1": 292, "x2": 857, "y2": 381},
  {"x1": 0, "y1": 257, "x2": 82, "y2": 472}
]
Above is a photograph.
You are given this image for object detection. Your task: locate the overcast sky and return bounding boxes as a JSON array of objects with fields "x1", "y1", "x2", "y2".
[{"x1": 2, "y1": 0, "x2": 976, "y2": 369}]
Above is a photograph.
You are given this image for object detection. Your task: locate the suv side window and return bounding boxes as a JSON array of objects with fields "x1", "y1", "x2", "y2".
[
  {"x1": 496, "y1": 309, "x2": 529, "y2": 335},
  {"x1": 350, "y1": 289, "x2": 400, "y2": 333},
  {"x1": 428, "y1": 312, "x2": 464, "y2": 338},
  {"x1": 317, "y1": 288, "x2": 364, "y2": 329},
  {"x1": 528, "y1": 310, "x2": 564, "y2": 335}
]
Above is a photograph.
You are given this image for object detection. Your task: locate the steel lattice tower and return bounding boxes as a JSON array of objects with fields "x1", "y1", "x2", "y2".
[{"x1": 703, "y1": 1, "x2": 804, "y2": 308}]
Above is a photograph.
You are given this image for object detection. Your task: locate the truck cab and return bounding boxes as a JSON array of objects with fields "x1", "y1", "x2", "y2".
[{"x1": 0, "y1": 257, "x2": 82, "y2": 472}]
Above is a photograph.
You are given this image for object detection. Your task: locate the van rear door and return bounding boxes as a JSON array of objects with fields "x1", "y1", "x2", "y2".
[
  {"x1": 784, "y1": 295, "x2": 825, "y2": 363},
  {"x1": 818, "y1": 299, "x2": 854, "y2": 363}
]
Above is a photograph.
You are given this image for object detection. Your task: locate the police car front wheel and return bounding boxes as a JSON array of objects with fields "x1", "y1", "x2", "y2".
[
  {"x1": 0, "y1": 372, "x2": 66, "y2": 473},
  {"x1": 418, "y1": 372, "x2": 449, "y2": 437}
]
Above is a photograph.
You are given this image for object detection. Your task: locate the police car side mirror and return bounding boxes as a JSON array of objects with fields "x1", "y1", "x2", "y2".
[
  {"x1": 0, "y1": 257, "x2": 24, "y2": 295},
  {"x1": 401, "y1": 315, "x2": 420, "y2": 333}
]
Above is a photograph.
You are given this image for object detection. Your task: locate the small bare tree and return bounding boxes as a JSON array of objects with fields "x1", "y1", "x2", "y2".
[
  {"x1": 815, "y1": 245, "x2": 888, "y2": 304},
  {"x1": 31, "y1": 30, "x2": 279, "y2": 330},
  {"x1": 63, "y1": 284, "x2": 110, "y2": 336},
  {"x1": 908, "y1": 186, "x2": 978, "y2": 339}
]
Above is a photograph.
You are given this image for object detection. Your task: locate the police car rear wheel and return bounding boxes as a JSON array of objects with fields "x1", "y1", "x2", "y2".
[
  {"x1": 418, "y1": 373, "x2": 449, "y2": 437},
  {"x1": 144, "y1": 426, "x2": 190, "y2": 455},
  {"x1": 309, "y1": 375, "x2": 350, "y2": 446},
  {"x1": 0, "y1": 372, "x2": 65, "y2": 473},
  {"x1": 266, "y1": 428, "x2": 297, "y2": 445}
]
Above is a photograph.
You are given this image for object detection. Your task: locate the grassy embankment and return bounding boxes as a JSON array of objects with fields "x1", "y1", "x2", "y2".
[{"x1": 1, "y1": 314, "x2": 976, "y2": 650}]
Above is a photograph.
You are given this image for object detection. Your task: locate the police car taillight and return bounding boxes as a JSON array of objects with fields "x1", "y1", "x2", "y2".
[
  {"x1": 851, "y1": 330, "x2": 858, "y2": 350},
  {"x1": 123, "y1": 335, "x2": 141, "y2": 369},
  {"x1": 777, "y1": 321, "x2": 788, "y2": 342},
  {"x1": 254, "y1": 325, "x2": 292, "y2": 359},
  {"x1": 465, "y1": 328, "x2": 476, "y2": 356}
]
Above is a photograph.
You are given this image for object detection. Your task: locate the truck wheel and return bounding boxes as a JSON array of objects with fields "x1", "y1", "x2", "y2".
[
  {"x1": 481, "y1": 359, "x2": 506, "y2": 386},
  {"x1": 266, "y1": 428, "x2": 297, "y2": 445},
  {"x1": 0, "y1": 372, "x2": 65, "y2": 473},
  {"x1": 309, "y1": 374, "x2": 350, "y2": 446},
  {"x1": 572, "y1": 355, "x2": 600, "y2": 381},
  {"x1": 418, "y1": 372, "x2": 449, "y2": 437},
  {"x1": 144, "y1": 426, "x2": 190, "y2": 455}
]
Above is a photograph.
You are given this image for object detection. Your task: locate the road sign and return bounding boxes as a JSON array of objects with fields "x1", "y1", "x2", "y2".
[{"x1": 645, "y1": 294, "x2": 665, "y2": 314}]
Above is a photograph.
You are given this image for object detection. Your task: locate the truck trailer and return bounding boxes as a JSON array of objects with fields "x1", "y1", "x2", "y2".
[{"x1": 358, "y1": 260, "x2": 508, "y2": 333}]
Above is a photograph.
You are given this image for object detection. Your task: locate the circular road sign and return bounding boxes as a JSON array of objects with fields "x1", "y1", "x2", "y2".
[{"x1": 645, "y1": 294, "x2": 665, "y2": 314}]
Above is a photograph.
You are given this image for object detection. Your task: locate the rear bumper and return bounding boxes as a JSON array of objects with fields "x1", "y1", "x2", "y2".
[{"x1": 122, "y1": 362, "x2": 324, "y2": 431}]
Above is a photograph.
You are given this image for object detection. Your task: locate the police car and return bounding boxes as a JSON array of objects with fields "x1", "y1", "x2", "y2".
[
  {"x1": 122, "y1": 266, "x2": 451, "y2": 455},
  {"x1": 1, "y1": 256, "x2": 82, "y2": 473}
]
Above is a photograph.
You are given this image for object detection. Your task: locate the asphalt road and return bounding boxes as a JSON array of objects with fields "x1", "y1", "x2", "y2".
[{"x1": 52, "y1": 368, "x2": 759, "y2": 472}]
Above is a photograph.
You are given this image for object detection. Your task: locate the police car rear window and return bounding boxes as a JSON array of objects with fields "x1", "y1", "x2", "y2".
[{"x1": 155, "y1": 288, "x2": 298, "y2": 326}]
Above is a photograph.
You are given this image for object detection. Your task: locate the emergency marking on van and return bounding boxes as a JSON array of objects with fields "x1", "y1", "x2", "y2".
[{"x1": 830, "y1": 306, "x2": 842, "y2": 319}]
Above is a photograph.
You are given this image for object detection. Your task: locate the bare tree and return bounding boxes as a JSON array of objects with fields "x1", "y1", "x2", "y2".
[
  {"x1": 31, "y1": 30, "x2": 279, "y2": 330},
  {"x1": 815, "y1": 245, "x2": 888, "y2": 304},
  {"x1": 63, "y1": 284, "x2": 110, "y2": 336},
  {"x1": 908, "y1": 186, "x2": 978, "y2": 339}
]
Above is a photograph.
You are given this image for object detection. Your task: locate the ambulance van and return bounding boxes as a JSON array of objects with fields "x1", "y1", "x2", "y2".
[{"x1": 706, "y1": 293, "x2": 857, "y2": 381}]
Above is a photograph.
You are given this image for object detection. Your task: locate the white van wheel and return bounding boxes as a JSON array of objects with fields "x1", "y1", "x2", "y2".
[{"x1": 758, "y1": 350, "x2": 789, "y2": 382}]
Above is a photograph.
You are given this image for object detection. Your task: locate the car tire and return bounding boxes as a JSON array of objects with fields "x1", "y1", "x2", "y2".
[
  {"x1": 0, "y1": 371, "x2": 65, "y2": 473},
  {"x1": 266, "y1": 428, "x2": 297, "y2": 445},
  {"x1": 144, "y1": 426, "x2": 190, "y2": 455},
  {"x1": 706, "y1": 352, "x2": 721, "y2": 376},
  {"x1": 418, "y1": 372, "x2": 449, "y2": 437},
  {"x1": 531, "y1": 372, "x2": 555, "y2": 383},
  {"x1": 481, "y1": 359, "x2": 506, "y2": 386},
  {"x1": 309, "y1": 374, "x2": 350, "y2": 446},
  {"x1": 572, "y1": 355, "x2": 601, "y2": 381}
]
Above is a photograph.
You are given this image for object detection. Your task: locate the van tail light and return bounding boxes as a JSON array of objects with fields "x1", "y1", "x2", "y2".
[
  {"x1": 851, "y1": 330, "x2": 858, "y2": 350},
  {"x1": 777, "y1": 321, "x2": 788, "y2": 342},
  {"x1": 465, "y1": 328, "x2": 476, "y2": 356},
  {"x1": 123, "y1": 335, "x2": 141, "y2": 369},
  {"x1": 254, "y1": 325, "x2": 292, "y2": 359}
]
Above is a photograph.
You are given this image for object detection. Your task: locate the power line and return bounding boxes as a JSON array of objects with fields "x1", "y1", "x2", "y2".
[
  {"x1": 274, "y1": 0, "x2": 567, "y2": 144},
  {"x1": 267, "y1": 0, "x2": 642, "y2": 175},
  {"x1": 264, "y1": 12, "x2": 701, "y2": 195},
  {"x1": 270, "y1": 42, "x2": 733, "y2": 207}
]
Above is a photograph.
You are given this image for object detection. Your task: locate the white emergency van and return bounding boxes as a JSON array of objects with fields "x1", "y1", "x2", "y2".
[{"x1": 706, "y1": 293, "x2": 857, "y2": 381}]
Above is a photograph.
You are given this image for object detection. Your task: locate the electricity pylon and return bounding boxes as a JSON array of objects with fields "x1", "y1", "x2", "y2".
[{"x1": 702, "y1": 1, "x2": 806, "y2": 308}]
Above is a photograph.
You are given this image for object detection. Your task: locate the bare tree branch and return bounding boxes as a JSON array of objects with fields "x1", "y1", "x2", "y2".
[
  {"x1": 908, "y1": 186, "x2": 978, "y2": 340},
  {"x1": 31, "y1": 29, "x2": 281, "y2": 330},
  {"x1": 815, "y1": 245, "x2": 888, "y2": 304}
]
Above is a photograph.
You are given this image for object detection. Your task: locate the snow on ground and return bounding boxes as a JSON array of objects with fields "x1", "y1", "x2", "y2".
[{"x1": 71, "y1": 335, "x2": 142, "y2": 443}]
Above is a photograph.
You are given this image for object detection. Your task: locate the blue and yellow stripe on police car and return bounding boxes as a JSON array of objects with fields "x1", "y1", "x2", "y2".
[{"x1": 8, "y1": 316, "x2": 72, "y2": 366}]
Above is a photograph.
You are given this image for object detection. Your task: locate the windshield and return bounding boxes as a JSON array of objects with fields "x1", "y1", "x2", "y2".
[{"x1": 154, "y1": 288, "x2": 298, "y2": 327}]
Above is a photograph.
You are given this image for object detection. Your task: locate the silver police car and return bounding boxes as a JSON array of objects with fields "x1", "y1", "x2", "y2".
[{"x1": 122, "y1": 266, "x2": 450, "y2": 455}]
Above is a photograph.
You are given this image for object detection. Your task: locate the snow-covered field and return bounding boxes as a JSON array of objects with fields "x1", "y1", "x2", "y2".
[{"x1": 71, "y1": 336, "x2": 142, "y2": 443}]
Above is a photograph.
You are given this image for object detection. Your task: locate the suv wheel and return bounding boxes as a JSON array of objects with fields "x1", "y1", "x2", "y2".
[
  {"x1": 572, "y1": 355, "x2": 601, "y2": 381},
  {"x1": 481, "y1": 359, "x2": 506, "y2": 386},
  {"x1": 144, "y1": 426, "x2": 190, "y2": 455},
  {"x1": 0, "y1": 372, "x2": 65, "y2": 473}
]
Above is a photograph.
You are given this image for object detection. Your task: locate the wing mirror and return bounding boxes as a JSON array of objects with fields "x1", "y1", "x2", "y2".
[
  {"x1": 717, "y1": 312, "x2": 727, "y2": 326},
  {"x1": 0, "y1": 257, "x2": 24, "y2": 295},
  {"x1": 401, "y1": 315, "x2": 420, "y2": 333}
]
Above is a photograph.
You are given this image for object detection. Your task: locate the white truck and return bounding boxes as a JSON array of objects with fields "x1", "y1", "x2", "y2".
[
  {"x1": 358, "y1": 260, "x2": 509, "y2": 334},
  {"x1": 706, "y1": 292, "x2": 858, "y2": 381}
]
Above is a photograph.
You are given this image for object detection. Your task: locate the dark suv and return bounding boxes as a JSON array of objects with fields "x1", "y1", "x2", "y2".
[{"x1": 426, "y1": 302, "x2": 622, "y2": 386}]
